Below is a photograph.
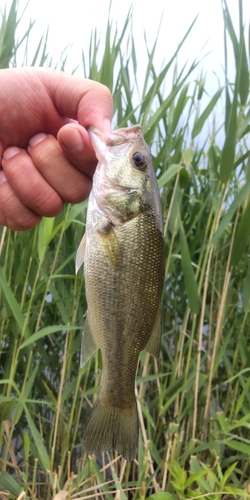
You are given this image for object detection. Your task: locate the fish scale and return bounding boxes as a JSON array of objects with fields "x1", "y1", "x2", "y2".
[{"x1": 76, "y1": 125, "x2": 165, "y2": 460}]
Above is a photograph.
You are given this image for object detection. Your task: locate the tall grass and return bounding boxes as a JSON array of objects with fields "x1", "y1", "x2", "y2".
[{"x1": 0, "y1": 0, "x2": 250, "y2": 498}]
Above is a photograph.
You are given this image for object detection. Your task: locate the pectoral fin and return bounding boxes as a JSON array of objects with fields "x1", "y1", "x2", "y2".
[
  {"x1": 144, "y1": 304, "x2": 162, "y2": 359},
  {"x1": 76, "y1": 233, "x2": 86, "y2": 274},
  {"x1": 81, "y1": 313, "x2": 98, "y2": 367},
  {"x1": 98, "y1": 225, "x2": 122, "y2": 267}
]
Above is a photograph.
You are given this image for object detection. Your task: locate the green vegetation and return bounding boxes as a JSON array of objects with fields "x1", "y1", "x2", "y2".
[{"x1": 1, "y1": 0, "x2": 250, "y2": 498}]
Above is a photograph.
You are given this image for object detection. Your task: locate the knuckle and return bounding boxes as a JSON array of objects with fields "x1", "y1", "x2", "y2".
[
  {"x1": 29, "y1": 138, "x2": 55, "y2": 164},
  {"x1": 0, "y1": 184, "x2": 41, "y2": 230},
  {"x1": 63, "y1": 177, "x2": 92, "y2": 204},
  {"x1": 30, "y1": 188, "x2": 63, "y2": 216},
  {"x1": 100, "y1": 82, "x2": 113, "y2": 103},
  {"x1": 11, "y1": 213, "x2": 41, "y2": 231}
]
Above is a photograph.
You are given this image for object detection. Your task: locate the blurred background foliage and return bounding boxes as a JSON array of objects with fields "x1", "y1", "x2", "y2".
[{"x1": 0, "y1": 0, "x2": 250, "y2": 498}]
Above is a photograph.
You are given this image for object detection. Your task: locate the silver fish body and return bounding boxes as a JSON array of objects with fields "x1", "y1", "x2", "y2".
[{"x1": 76, "y1": 125, "x2": 165, "y2": 461}]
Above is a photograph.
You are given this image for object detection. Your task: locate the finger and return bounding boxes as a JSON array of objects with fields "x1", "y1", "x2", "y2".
[
  {"x1": 0, "y1": 176, "x2": 41, "y2": 230},
  {"x1": 57, "y1": 123, "x2": 97, "y2": 178},
  {"x1": 0, "y1": 68, "x2": 113, "y2": 150},
  {"x1": 2, "y1": 147, "x2": 64, "y2": 217},
  {"x1": 28, "y1": 132, "x2": 93, "y2": 203},
  {"x1": 39, "y1": 69, "x2": 113, "y2": 131}
]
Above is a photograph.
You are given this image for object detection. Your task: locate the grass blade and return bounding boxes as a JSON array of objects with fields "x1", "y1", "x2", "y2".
[
  {"x1": 0, "y1": 265, "x2": 30, "y2": 338},
  {"x1": 20, "y1": 325, "x2": 81, "y2": 349},
  {"x1": 179, "y1": 220, "x2": 200, "y2": 314},
  {"x1": 192, "y1": 88, "x2": 223, "y2": 139}
]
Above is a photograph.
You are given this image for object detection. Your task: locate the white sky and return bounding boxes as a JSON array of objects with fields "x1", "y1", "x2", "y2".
[{"x1": 12, "y1": 0, "x2": 249, "y2": 84}]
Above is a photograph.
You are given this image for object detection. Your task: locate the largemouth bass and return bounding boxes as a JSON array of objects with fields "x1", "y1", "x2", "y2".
[{"x1": 76, "y1": 125, "x2": 165, "y2": 461}]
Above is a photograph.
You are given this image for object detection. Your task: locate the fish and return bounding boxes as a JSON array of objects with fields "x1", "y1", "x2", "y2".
[{"x1": 76, "y1": 125, "x2": 165, "y2": 461}]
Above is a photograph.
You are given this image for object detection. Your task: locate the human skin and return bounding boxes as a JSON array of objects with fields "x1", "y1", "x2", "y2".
[{"x1": 0, "y1": 67, "x2": 113, "y2": 230}]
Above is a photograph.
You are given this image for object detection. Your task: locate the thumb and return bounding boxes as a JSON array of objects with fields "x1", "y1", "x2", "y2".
[{"x1": 40, "y1": 69, "x2": 113, "y2": 132}]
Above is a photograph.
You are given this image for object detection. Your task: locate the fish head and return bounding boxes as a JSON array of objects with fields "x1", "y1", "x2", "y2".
[{"x1": 89, "y1": 125, "x2": 162, "y2": 230}]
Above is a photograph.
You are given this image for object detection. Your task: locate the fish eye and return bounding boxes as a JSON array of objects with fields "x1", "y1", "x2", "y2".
[{"x1": 132, "y1": 152, "x2": 146, "y2": 170}]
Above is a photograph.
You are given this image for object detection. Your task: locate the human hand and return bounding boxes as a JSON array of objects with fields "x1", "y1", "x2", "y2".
[{"x1": 0, "y1": 67, "x2": 113, "y2": 230}]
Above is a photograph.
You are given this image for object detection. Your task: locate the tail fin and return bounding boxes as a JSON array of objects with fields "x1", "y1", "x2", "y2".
[{"x1": 84, "y1": 396, "x2": 138, "y2": 461}]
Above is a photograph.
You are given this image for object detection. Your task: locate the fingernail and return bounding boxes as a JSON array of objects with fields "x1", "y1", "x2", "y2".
[
  {"x1": 0, "y1": 170, "x2": 7, "y2": 185},
  {"x1": 3, "y1": 147, "x2": 21, "y2": 160},
  {"x1": 60, "y1": 128, "x2": 84, "y2": 153},
  {"x1": 103, "y1": 118, "x2": 112, "y2": 133},
  {"x1": 29, "y1": 133, "x2": 47, "y2": 147}
]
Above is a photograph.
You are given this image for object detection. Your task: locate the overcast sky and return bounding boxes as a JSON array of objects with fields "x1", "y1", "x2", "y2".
[{"x1": 12, "y1": 0, "x2": 249, "y2": 82}]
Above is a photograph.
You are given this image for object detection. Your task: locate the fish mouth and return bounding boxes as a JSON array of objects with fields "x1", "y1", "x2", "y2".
[{"x1": 88, "y1": 125, "x2": 144, "y2": 147}]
